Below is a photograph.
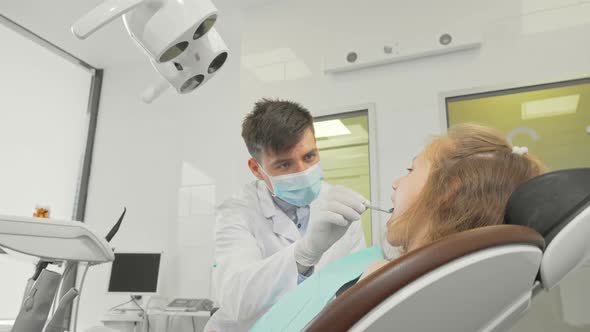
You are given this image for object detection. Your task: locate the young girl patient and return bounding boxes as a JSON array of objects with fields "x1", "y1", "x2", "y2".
[
  {"x1": 366, "y1": 123, "x2": 544, "y2": 274},
  {"x1": 251, "y1": 124, "x2": 544, "y2": 332}
]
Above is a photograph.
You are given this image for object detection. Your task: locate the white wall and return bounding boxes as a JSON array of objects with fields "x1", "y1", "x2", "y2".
[
  {"x1": 0, "y1": 21, "x2": 92, "y2": 319},
  {"x1": 76, "y1": 5, "x2": 249, "y2": 331}
]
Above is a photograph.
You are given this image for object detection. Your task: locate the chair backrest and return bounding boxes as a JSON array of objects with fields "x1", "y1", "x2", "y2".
[
  {"x1": 305, "y1": 225, "x2": 544, "y2": 332},
  {"x1": 505, "y1": 168, "x2": 590, "y2": 289}
]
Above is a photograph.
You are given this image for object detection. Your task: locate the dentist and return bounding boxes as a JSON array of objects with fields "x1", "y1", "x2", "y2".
[{"x1": 205, "y1": 99, "x2": 368, "y2": 332}]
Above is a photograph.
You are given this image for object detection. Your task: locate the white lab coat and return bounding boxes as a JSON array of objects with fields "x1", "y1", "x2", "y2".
[{"x1": 205, "y1": 181, "x2": 366, "y2": 332}]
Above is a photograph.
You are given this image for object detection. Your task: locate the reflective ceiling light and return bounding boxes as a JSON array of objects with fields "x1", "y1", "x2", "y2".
[
  {"x1": 180, "y1": 74, "x2": 205, "y2": 93},
  {"x1": 314, "y1": 120, "x2": 352, "y2": 138},
  {"x1": 521, "y1": 95, "x2": 579, "y2": 120},
  {"x1": 160, "y1": 41, "x2": 189, "y2": 62},
  {"x1": 208, "y1": 52, "x2": 228, "y2": 74},
  {"x1": 194, "y1": 14, "x2": 217, "y2": 40}
]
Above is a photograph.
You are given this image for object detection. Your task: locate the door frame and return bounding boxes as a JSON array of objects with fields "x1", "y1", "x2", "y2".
[{"x1": 315, "y1": 103, "x2": 382, "y2": 245}]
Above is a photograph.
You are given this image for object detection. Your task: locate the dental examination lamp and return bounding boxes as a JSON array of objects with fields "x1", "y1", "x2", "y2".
[
  {"x1": 71, "y1": 0, "x2": 229, "y2": 103},
  {"x1": 0, "y1": 209, "x2": 125, "y2": 332}
]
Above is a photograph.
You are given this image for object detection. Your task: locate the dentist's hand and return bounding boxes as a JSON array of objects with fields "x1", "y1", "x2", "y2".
[{"x1": 294, "y1": 185, "x2": 367, "y2": 267}]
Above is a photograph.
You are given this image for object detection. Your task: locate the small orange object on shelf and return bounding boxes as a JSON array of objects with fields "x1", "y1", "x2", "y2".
[{"x1": 34, "y1": 205, "x2": 51, "y2": 218}]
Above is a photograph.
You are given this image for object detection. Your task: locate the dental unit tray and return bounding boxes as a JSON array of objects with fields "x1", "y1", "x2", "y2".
[{"x1": 0, "y1": 214, "x2": 114, "y2": 263}]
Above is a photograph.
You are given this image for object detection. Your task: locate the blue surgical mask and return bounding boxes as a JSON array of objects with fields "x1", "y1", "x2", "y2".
[{"x1": 259, "y1": 163, "x2": 324, "y2": 207}]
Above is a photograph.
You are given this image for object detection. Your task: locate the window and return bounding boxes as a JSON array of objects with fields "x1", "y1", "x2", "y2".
[
  {"x1": 446, "y1": 78, "x2": 590, "y2": 171},
  {"x1": 315, "y1": 110, "x2": 373, "y2": 245}
]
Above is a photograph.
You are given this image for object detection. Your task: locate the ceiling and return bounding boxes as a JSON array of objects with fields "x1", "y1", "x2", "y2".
[{"x1": 0, "y1": 0, "x2": 275, "y2": 68}]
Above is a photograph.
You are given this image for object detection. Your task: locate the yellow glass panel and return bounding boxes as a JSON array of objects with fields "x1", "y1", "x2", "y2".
[
  {"x1": 315, "y1": 114, "x2": 372, "y2": 245},
  {"x1": 447, "y1": 82, "x2": 590, "y2": 170}
]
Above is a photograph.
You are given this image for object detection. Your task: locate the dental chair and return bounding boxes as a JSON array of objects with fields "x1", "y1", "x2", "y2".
[{"x1": 305, "y1": 168, "x2": 590, "y2": 332}]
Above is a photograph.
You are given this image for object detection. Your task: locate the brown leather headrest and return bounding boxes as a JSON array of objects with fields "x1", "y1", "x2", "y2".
[{"x1": 305, "y1": 224, "x2": 544, "y2": 332}]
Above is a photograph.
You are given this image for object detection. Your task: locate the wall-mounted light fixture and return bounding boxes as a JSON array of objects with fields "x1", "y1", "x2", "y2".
[{"x1": 324, "y1": 31, "x2": 481, "y2": 74}]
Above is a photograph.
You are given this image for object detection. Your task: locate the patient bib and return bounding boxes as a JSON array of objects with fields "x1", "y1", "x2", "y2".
[{"x1": 250, "y1": 246, "x2": 384, "y2": 332}]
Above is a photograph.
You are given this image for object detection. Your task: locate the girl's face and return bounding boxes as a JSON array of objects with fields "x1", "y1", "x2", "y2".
[{"x1": 387, "y1": 151, "x2": 430, "y2": 246}]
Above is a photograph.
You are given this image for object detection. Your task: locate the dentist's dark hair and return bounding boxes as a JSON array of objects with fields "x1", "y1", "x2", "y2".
[{"x1": 242, "y1": 98, "x2": 314, "y2": 161}]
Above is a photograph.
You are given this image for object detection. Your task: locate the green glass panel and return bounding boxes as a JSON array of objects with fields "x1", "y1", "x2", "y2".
[
  {"x1": 448, "y1": 82, "x2": 590, "y2": 170},
  {"x1": 315, "y1": 114, "x2": 372, "y2": 245}
]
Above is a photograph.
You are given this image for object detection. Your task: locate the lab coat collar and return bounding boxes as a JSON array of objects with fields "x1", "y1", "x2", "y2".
[
  {"x1": 256, "y1": 180, "x2": 301, "y2": 242},
  {"x1": 257, "y1": 180, "x2": 277, "y2": 219}
]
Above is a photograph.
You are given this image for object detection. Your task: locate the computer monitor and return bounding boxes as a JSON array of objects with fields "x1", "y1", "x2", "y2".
[{"x1": 107, "y1": 252, "x2": 162, "y2": 295}]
